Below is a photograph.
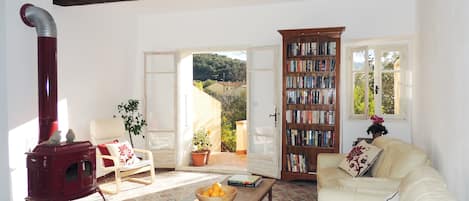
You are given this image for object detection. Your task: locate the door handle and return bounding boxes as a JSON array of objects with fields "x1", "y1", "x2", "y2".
[{"x1": 269, "y1": 106, "x2": 280, "y2": 127}]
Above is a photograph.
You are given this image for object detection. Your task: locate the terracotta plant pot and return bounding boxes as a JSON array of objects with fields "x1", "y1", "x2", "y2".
[{"x1": 191, "y1": 151, "x2": 208, "y2": 166}]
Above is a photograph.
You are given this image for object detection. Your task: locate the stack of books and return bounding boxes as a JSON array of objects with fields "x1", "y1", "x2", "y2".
[{"x1": 227, "y1": 175, "x2": 263, "y2": 188}]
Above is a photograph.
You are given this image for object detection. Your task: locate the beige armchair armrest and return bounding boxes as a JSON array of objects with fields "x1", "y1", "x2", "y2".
[
  {"x1": 133, "y1": 148, "x2": 154, "y2": 161},
  {"x1": 317, "y1": 153, "x2": 346, "y2": 169},
  {"x1": 96, "y1": 153, "x2": 120, "y2": 171}
]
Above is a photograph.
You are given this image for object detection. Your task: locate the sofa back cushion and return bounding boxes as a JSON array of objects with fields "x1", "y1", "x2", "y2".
[
  {"x1": 399, "y1": 166, "x2": 455, "y2": 201},
  {"x1": 371, "y1": 136, "x2": 429, "y2": 178}
]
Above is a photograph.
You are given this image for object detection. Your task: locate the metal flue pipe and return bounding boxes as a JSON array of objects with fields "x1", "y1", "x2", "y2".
[{"x1": 20, "y1": 4, "x2": 58, "y2": 144}]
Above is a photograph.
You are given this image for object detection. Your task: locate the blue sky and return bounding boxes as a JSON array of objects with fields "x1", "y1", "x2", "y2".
[{"x1": 214, "y1": 51, "x2": 247, "y2": 61}]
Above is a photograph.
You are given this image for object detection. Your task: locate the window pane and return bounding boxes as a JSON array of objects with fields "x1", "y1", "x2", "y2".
[
  {"x1": 381, "y1": 72, "x2": 400, "y2": 115},
  {"x1": 368, "y1": 49, "x2": 375, "y2": 72},
  {"x1": 381, "y1": 51, "x2": 400, "y2": 71},
  {"x1": 353, "y1": 72, "x2": 367, "y2": 114},
  {"x1": 368, "y1": 72, "x2": 375, "y2": 116},
  {"x1": 352, "y1": 50, "x2": 366, "y2": 71},
  {"x1": 368, "y1": 49, "x2": 375, "y2": 116}
]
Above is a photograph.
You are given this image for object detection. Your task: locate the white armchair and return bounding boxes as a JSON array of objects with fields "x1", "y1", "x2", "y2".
[{"x1": 90, "y1": 118, "x2": 155, "y2": 194}]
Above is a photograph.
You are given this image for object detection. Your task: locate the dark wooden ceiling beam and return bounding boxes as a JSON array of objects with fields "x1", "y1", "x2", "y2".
[{"x1": 53, "y1": 0, "x2": 136, "y2": 6}]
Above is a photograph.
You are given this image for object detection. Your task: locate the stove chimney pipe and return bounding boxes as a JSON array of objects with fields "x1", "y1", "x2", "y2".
[{"x1": 20, "y1": 4, "x2": 58, "y2": 144}]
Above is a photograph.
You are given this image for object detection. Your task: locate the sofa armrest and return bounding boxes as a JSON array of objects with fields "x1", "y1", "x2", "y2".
[
  {"x1": 318, "y1": 188, "x2": 391, "y2": 201},
  {"x1": 339, "y1": 177, "x2": 400, "y2": 194},
  {"x1": 317, "y1": 153, "x2": 346, "y2": 169}
]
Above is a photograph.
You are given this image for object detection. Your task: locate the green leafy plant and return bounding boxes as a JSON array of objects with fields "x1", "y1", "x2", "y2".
[
  {"x1": 117, "y1": 99, "x2": 147, "y2": 147},
  {"x1": 193, "y1": 128, "x2": 212, "y2": 152}
]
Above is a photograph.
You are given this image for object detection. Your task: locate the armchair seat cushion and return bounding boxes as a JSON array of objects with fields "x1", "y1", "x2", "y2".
[{"x1": 121, "y1": 160, "x2": 153, "y2": 171}]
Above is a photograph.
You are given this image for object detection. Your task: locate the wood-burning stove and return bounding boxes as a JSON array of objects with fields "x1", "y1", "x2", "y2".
[
  {"x1": 20, "y1": 4, "x2": 102, "y2": 200},
  {"x1": 26, "y1": 142, "x2": 97, "y2": 201}
]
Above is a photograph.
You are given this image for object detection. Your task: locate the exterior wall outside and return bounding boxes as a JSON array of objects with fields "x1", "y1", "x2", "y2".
[
  {"x1": 205, "y1": 83, "x2": 224, "y2": 95},
  {"x1": 193, "y1": 87, "x2": 222, "y2": 152},
  {"x1": 415, "y1": 0, "x2": 469, "y2": 200},
  {"x1": 235, "y1": 120, "x2": 247, "y2": 153}
]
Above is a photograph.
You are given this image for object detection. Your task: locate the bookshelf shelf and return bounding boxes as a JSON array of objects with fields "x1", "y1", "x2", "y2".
[
  {"x1": 287, "y1": 55, "x2": 336, "y2": 60},
  {"x1": 279, "y1": 27, "x2": 345, "y2": 181}
]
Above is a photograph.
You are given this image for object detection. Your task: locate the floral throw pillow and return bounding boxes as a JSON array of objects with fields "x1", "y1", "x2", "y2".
[
  {"x1": 339, "y1": 140, "x2": 382, "y2": 177},
  {"x1": 106, "y1": 141, "x2": 140, "y2": 166}
]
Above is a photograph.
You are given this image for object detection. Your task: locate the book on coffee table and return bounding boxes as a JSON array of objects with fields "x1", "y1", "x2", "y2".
[{"x1": 227, "y1": 175, "x2": 263, "y2": 188}]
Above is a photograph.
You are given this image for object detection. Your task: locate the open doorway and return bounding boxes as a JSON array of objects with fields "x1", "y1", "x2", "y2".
[
  {"x1": 145, "y1": 47, "x2": 280, "y2": 178},
  {"x1": 190, "y1": 51, "x2": 248, "y2": 173}
]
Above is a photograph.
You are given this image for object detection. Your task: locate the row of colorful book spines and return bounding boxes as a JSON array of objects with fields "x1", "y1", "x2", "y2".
[
  {"x1": 285, "y1": 110, "x2": 335, "y2": 125},
  {"x1": 286, "y1": 75, "x2": 335, "y2": 89},
  {"x1": 286, "y1": 129, "x2": 334, "y2": 147},
  {"x1": 287, "y1": 41, "x2": 337, "y2": 57},
  {"x1": 286, "y1": 89, "x2": 335, "y2": 105},
  {"x1": 285, "y1": 153, "x2": 308, "y2": 173},
  {"x1": 286, "y1": 59, "x2": 335, "y2": 73}
]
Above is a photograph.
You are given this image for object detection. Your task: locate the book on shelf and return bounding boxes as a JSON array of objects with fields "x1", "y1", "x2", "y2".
[
  {"x1": 285, "y1": 153, "x2": 308, "y2": 173},
  {"x1": 227, "y1": 175, "x2": 263, "y2": 188},
  {"x1": 286, "y1": 129, "x2": 334, "y2": 147}
]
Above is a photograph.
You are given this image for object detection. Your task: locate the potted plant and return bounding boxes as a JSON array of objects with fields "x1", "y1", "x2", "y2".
[
  {"x1": 366, "y1": 115, "x2": 388, "y2": 139},
  {"x1": 192, "y1": 128, "x2": 212, "y2": 166},
  {"x1": 117, "y1": 99, "x2": 147, "y2": 147}
]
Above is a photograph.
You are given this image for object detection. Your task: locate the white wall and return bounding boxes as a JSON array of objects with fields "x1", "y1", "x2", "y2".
[
  {"x1": 0, "y1": 0, "x2": 12, "y2": 200},
  {"x1": 53, "y1": 5, "x2": 140, "y2": 142},
  {"x1": 415, "y1": 0, "x2": 469, "y2": 200},
  {"x1": 5, "y1": 1, "x2": 53, "y2": 200},
  {"x1": 138, "y1": 0, "x2": 416, "y2": 152}
]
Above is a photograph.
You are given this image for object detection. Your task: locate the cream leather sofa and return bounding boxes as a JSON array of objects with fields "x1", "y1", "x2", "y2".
[{"x1": 317, "y1": 136, "x2": 455, "y2": 201}]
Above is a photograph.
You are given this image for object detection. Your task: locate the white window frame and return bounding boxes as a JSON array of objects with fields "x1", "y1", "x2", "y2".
[{"x1": 348, "y1": 43, "x2": 409, "y2": 120}]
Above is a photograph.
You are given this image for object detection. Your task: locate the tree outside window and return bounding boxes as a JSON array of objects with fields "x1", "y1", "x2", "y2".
[{"x1": 350, "y1": 45, "x2": 406, "y2": 118}]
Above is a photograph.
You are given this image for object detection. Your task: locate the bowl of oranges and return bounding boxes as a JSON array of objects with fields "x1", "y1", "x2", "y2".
[{"x1": 195, "y1": 182, "x2": 237, "y2": 201}]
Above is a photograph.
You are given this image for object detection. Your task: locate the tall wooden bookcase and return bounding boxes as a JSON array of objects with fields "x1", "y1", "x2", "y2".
[{"x1": 278, "y1": 27, "x2": 345, "y2": 181}]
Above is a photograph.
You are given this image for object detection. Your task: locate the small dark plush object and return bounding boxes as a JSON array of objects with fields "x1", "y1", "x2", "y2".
[{"x1": 366, "y1": 124, "x2": 388, "y2": 135}]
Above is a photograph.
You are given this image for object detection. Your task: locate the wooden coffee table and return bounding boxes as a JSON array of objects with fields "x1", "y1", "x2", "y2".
[{"x1": 222, "y1": 178, "x2": 275, "y2": 201}]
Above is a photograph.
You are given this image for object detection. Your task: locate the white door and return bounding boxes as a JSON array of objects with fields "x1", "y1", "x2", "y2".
[
  {"x1": 247, "y1": 46, "x2": 281, "y2": 178},
  {"x1": 144, "y1": 52, "x2": 177, "y2": 168}
]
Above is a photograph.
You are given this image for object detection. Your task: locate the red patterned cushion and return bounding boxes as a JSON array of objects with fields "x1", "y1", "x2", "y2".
[
  {"x1": 339, "y1": 140, "x2": 382, "y2": 177},
  {"x1": 98, "y1": 139, "x2": 118, "y2": 167},
  {"x1": 106, "y1": 141, "x2": 139, "y2": 166}
]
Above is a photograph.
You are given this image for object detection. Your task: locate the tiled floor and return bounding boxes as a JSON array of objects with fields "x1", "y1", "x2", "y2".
[
  {"x1": 178, "y1": 152, "x2": 247, "y2": 174},
  {"x1": 77, "y1": 152, "x2": 317, "y2": 201},
  {"x1": 78, "y1": 171, "x2": 317, "y2": 201}
]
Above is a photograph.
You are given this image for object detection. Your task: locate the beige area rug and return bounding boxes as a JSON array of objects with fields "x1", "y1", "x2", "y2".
[
  {"x1": 76, "y1": 171, "x2": 227, "y2": 201},
  {"x1": 77, "y1": 171, "x2": 317, "y2": 201}
]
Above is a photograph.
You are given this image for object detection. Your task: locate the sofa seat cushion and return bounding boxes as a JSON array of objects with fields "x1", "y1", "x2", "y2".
[
  {"x1": 319, "y1": 188, "x2": 390, "y2": 201},
  {"x1": 338, "y1": 177, "x2": 400, "y2": 194},
  {"x1": 317, "y1": 167, "x2": 352, "y2": 189}
]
